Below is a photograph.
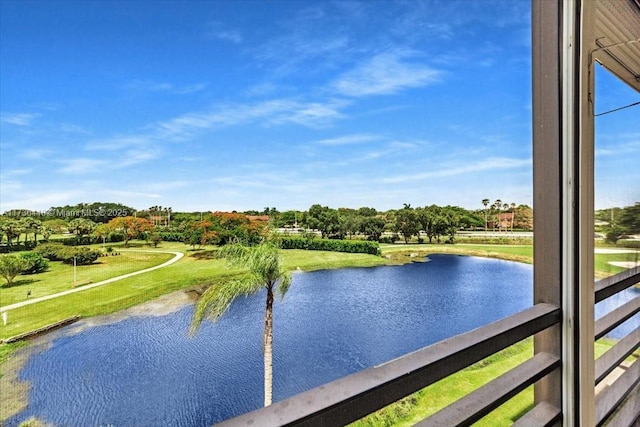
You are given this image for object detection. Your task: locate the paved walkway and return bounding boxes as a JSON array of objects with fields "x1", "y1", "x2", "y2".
[{"x1": 0, "y1": 250, "x2": 184, "y2": 312}]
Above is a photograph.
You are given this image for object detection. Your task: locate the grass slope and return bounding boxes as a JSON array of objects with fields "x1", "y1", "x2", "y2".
[{"x1": 0, "y1": 251, "x2": 174, "y2": 306}]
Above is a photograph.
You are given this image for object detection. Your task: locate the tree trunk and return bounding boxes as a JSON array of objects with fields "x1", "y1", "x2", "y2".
[{"x1": 264, "y1": 283, "x2": 274, "y2": 407}]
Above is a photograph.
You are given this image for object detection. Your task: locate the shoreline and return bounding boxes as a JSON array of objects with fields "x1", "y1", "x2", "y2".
[{"x1": 0, "y1": 288, "x2": 199, "y2": 424}]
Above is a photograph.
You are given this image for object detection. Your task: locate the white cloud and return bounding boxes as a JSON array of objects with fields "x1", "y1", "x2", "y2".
[
  {"x1": 57, "y1": 158, "x2": 108, "y2": 174},
  {"x1": 0, "y1": 191, "x2": 81, "y2": 212},
  {"x1": 206, "y1": 21, "x2": 243, "y2": 43},
  {"x1": 0, "y1": 113, "x2": 40, "y2": 126},
  {"x1": 104, "y1": 189, "x2": 162, "y2": 200},
  {"x1": 380, "y1": 157, "x2": 531, "y2": 184},
  {"x1": 126, "y1": 80, "x2": 208, "y2": 95},
  {"x1": 332, "y1": 51, "x2": 441, "y2": 97},
  {"x1": 1, "y1": 168, "x2": 32, "y2": 177},
  {"x1": 87, "y1": 135, "x2": 152, "y2": 151},
  {"x1": 155, "y1": 98, "x2": 348, "y2": 138},
  {"x1": 313, "y1": 134, "x2": 379, "y2": 145}
]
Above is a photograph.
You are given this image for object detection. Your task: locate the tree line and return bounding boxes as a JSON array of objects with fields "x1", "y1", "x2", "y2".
[
  {"x1": 1, "y1": 200, "x2": 536, "y2": 252},
  {"x1": 595, "y1": 202, "x2": 640, "y2": 243}
]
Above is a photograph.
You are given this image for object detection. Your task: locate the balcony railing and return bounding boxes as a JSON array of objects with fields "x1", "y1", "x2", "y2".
[
  {"x1": 594, "y1": 267, "x2": 640, "y2": 427},
  {"x1": 216, "y1": 267, "x2": 638, "y2": 426}
]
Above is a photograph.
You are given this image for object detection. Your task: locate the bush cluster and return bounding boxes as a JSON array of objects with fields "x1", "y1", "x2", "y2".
[
  {"x1": 20, "y1": 252, "x2": 49, "y2": 274},
  {"x1": 34, "y1": 243, "x2": 66, "y2": 261},
  {"x1": 34, "y1": 243, "x2": 100, "y2": 265},
  {"x1": 279, "y1": 237, "x2": 381, "y2": 255},
  {"x1": 379, "y1": 235, "x2": 399, "y2": 244},
  {"x1": 158, "y1": 231, "x2": 184, "y2": 242},
  {"x1": 617, "y1": 239, "x2": 640, "y2": 249}
]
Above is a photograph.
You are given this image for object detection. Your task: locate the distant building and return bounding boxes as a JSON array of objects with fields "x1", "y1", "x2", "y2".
[{"x1": 488, "y1": 212, "x2": 514, "y2": 230}]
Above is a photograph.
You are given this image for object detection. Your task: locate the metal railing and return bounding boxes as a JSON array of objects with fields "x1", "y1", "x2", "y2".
[{"x1": 216, "y1": 267, "x2": 639, "y2": 426}]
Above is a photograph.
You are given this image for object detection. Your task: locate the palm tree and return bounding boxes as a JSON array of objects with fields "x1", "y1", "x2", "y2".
[
  {"x1": 494, "y1": 199, "x2": 502, "y2": 232},
  {"x1": 190, "y1": 240, "x2": 291, "y2": 407},
  {"x1": 502, "y1": 203, "x2": 509, "y2": 232},
  {"x1": 482, "y1": 199, "x2": 490, "y2": 232},
  {"x1": 510, "y1": 202, "x2": 516, "y2": 232}
]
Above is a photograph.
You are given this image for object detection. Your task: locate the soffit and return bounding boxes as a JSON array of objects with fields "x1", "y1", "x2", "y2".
[{"x1": 594, "y1": 0, "x2": 640, "y2": 92}]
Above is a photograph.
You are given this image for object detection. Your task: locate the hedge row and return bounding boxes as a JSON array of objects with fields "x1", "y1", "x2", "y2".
[
  {"x1": 617, "y1": 239, "x2": 640, "y2": 249},
  {"x1": 279, "y1": 237, "x2": 381, "y2": 255},
  {"x1": 158, "y1": 231, "x2": 184, "y2": 242},
  {"x1": 34, "y1": 243, "x2": 101, "y2": 265}
]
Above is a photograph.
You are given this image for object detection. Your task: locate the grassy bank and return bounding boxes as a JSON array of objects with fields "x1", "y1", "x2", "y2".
[
  {"x1": 380, "y1": 243, "x2": 533, "y2": 265},
  {"x1": 0, "y1": 242, "x2": 388, "y2": 340},
  {"x1": 0, "y1": 251, "x2": 174, "y2": 306}
]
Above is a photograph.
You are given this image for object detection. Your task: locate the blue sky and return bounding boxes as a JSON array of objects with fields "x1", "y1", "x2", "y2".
[{"x1": 1, "y1": 0, "x2": 637, "y2": 213}]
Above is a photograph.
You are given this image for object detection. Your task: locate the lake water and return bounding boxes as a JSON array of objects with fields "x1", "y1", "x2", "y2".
[{"x1": 6, "y1": 254, "x2": 638, "y2": 426}]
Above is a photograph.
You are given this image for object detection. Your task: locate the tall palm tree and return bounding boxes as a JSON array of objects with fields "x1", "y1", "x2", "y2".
[
  {"x1": 502, "y1": 203, "x2": 509, "y2": 232},
  {"x1": 190, "y1": 240, "x2": 291, "y2": 407},
  {"x1": 494, "y1": 199, "x2": 502, "y2": 232},
  {"x1": 482, "y1": 199, "x2": 490, "y2": 232}
]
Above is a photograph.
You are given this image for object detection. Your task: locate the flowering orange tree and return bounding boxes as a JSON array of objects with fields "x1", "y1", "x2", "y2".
[
  {"x1": 107, "y1": 216, "x2": 154, "y2": 247},
  {"x1": 210, "y1": 212, "x2": 267, "y2": 245}
]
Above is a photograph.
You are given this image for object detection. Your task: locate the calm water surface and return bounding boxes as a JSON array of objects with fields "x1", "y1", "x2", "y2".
[{"x1": 7, "y1": 254, "x2": 637, "y2": 426}]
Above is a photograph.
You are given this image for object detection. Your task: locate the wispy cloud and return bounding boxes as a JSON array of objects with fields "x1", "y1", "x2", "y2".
[
  {"x1": 1, "y1": 168, "x2": 32, "y2": 177},
  {"x1": 1, "y1": 112, "x2": 40, "y2": 126},
  {"x1": 21, "y1": 148, "x2": 55, "y2": 160},
  {"x1": 1, "y1": 191, "x2": 82, "y2": 212},
  {"x1": 87, "y1": 135, "x2": 152, "y2": 151},
  {"x1": 104, "y1": 189, "x2": 162, "y2": 200},
  {"x1": 332, "y1": 51, "x2": 441, "y2": 97},
  {"x1": 205, "y1": 21, "x2": 243, "y2": 43},
  {"x1": 595, "y1": 141, "x2": 640, "y2": 157},
  {"x1": 126, "y1": 80, "x2": 208, "y2": 95},
  {"x1": 380, "y1": 157, "x2": 531, "y2": 184},
  {"x1": 155, "y1": 98, "x2": 347, "y2": 138},
  {"x1": 57, "y1": 158, "x2": 107, "y2": 174},
  {"x1": 314, "y1": 134, "x2": 380, "y2": 146}
]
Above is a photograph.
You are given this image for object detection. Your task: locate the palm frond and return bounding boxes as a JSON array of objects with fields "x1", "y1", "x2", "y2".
[
  {"x1": 190, "y1": 241, "x2": 292, "y2": 335},
  {"x1": 189, "y1": 278, "x2": 262, "y2": 336},
  {"x1": 276, "y1": 272, "x2": 292, "y2": 301}
]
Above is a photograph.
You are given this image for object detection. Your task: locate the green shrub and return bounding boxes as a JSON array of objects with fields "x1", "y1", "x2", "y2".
[
  {"x1": 617, "y1": 239, "x2": 640, "y2": 249},
  {"x1": 279, "y1": 237, "x2": 381, "y2": 255},
  {"x1": 35, "y1": 243, "x2": 100, "y2": 265},
  {"x1": 59, "y1": 247, "x2": 101, "y2": 265},
  {"x1": 379, "y1": 234, "x2": 399, "y2": 244},
  {"x1": 21, "y1": 252, "x2": 49, "y2": 274},
  {"x1": 34, "y1": 242, "x2": 66, "y2": 261},
  {"x1": 158, "y1": 231, "x2": 184, "y2": 242}
]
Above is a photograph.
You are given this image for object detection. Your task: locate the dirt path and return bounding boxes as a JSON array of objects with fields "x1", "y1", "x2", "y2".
[{"x1": 0, "y1": 250, "x2": 184, "y2": 312}]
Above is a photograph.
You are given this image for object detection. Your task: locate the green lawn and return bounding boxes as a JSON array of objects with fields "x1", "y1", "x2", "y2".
[
  {"x1": 594, "y1": 252, "x2": 640, "y2": 277},
  {"x1": 0, "y1": 251, "x2": 174, "y2": 306}
]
